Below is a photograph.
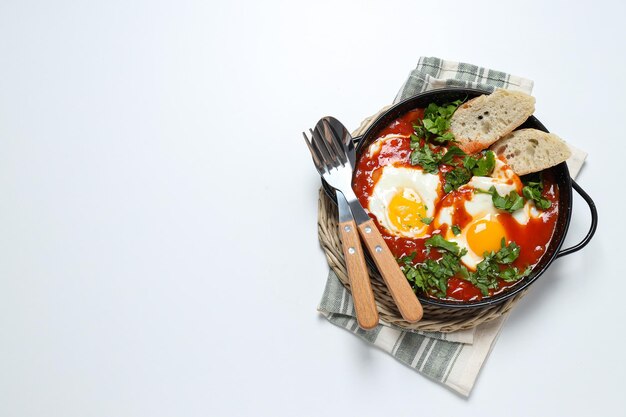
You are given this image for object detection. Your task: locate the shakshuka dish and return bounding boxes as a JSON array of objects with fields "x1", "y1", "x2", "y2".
[{"x1": 353, "y1": 101, "x2": 559, "y2": 302}]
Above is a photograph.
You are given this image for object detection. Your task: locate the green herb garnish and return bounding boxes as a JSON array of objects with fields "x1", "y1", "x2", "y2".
[
  {"x1": 412, "y1": 100, "x2": 463, "y2": 144},
  {"x1": 499, "y1": 266, "x2": 531, "y2": 282},
  {"x1": 410, "y1": 140, "x2": 439, "y2": 173},
  {"x1": 400, "y1": 238, "x2": 531, "y2": 299},
  {"x1": 441, "y1": 150, "x2": 496, "y2": 193},
  {"x1": 493, "y1": 240, "x2": 521, "y2": 264},
  {"x1": 420, "y1": 217, "x2": 433, "y2": 225},
  {"x1": 522, "y1": 180, "x2": 551, "y2": 210},
  {"x1": 451, "y1": 225, "x2": 462, "y2": 235},
  {"x1": 466, "y1": 151, "x2": 496, "y2": 176},
  {"x1": 477, "y1": 186, "x2": 525, "y2": 213},
  {"x1": 425, "y1": 234, "x2": 467, "y2": 257},
  {"x1": 461, "y1": 239, "x2": 531, "y2": 296},
  {"x1": 400, "y1": 251, "x2": 467, "y2": 298},
  {"x1": 439, "y1": 146, "x2": 466, "y2": 165},
  {"x1": 409, "y1": 138, "x2": 466, "y2": 174},
  {"x1": 444, "y1": 166, "x2": 472, "y2": 193}
]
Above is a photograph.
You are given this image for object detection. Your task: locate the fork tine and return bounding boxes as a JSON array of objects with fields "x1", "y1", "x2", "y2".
[
  {"x1": 309, "y1": 129, "x2": 333, "y2": 168},
  {"x1": 319, "y1": 119, "x2": 346, "y2": 165},
  {"x1": 324, "y1": 117, "x2": 355, "y2": 167},
  {"x1": 302, "y1": 131, "x2": 324, "y2": 172},
  {"x1": 307, "y1": 129, "x2": 333, "y2": 172},
  {"x1": 310, "y1": 129, "x2": 335, "y2": 172},
  {"x1": 321, "y1": 118, "x2": 347, "y2": 165},
  {"x1": 311, "y1": 126, "x2": 342, "y2": 171}
]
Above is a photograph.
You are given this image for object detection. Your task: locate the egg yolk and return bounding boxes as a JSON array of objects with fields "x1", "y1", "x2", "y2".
[
  {"x1": 466, "y1": 218, "x2": 507, "y2": 256},
  {"x1": 388, "y1": 190, "x2": 428, "y2": 234}
]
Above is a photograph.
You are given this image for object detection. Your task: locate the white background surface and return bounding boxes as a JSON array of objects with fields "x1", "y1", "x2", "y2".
[{"x1": 0, "y1": 0, "x2": 623, "y2": 416}]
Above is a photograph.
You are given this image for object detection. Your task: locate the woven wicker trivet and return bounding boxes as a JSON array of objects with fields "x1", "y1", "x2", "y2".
[{"x1": 317, "y1": 108, "x2": 528, "y2": 332}]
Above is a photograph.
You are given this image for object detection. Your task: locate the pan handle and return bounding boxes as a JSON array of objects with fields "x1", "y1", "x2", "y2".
[{"x1": 556, "y1": 180, "x2": 598, "y2": 258}]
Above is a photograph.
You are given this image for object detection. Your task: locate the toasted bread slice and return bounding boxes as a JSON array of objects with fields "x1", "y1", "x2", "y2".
[
  {"x1": 450, "y1": 89, "x2": 535, "y2": 154},
  {"x1": 490, "y1": 128, "x2": 572, "y2": 175}
]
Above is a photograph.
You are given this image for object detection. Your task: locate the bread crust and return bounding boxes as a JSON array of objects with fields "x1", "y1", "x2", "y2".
[
  {"x1": 489, "y1": 128, "x2": 572, "y2": 175},
  {"x1": 450, "y1": 89, "x2": 535, "y2": 154}
]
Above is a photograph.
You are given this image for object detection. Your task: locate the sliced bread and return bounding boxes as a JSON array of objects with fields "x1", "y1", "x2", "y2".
[
  {"x1": 490, "y1": 128, "x2": 572, "y2": 175},
  {"x1": 450, "y1": 88, "x2": 536, "y2": 154}
]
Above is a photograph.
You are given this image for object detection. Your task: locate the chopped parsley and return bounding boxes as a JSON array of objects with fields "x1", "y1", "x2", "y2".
[
  {"x1": 409, "y1": 139, "x2": 466, "y2": 174},
  {"x1": 399, "y1": 238, "x2": 531, "y2": 299},
  {"x1": 412, "y1": 100, "x2": 463, "y2": 144},
  {"x1": 462, "y1": 239, "x2": 531, "y2": 296},
  {"x1": 410, "y1": 139, "x2": 439, "y2": 173},
  {"x1": 443, "y1": 166, "x2": 472, "y2": 193},
  {"x1": 493, "y1": 240, "x2": 521, "y2": 264},
  {"x1": 409, "y1": 100, "x2": 465, "y2": 172},
  {"x1": 477, "y1": 186, "x2": 525, "y2": 213},
  {"x1": 522, "y1": 180, "x2": 551, "y2": 210},
  {"x1": 451, "y1": 225, "x2": 462, "y2": 235},
  {"x1": 439, "y1": 146, "x2": 466, "y2": 164},
  {"x1": 425, "y1": 234, "x2": 467, "y2": 257},
  {"x1": 399, "y1": 251, "x2": 467, "y2": 298},
  {"x1": 442, "y1": 150, "x2": 496, "y2": 193},
  {"x1": 464, "y1": 150, "x2": 496, "y2": 177}
]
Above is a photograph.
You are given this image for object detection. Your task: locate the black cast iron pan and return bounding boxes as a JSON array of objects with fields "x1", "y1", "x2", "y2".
[{"x1": 322, "y1": 87, "x2": 597, "y2": 308}]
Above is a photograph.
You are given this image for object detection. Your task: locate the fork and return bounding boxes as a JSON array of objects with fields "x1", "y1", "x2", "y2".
[
  {"x1": 303, "y1": 129, "x2": 379, "y2": 329},
  {"x1": 304, "y1": 120, "x2": 423, "y2": 323}
]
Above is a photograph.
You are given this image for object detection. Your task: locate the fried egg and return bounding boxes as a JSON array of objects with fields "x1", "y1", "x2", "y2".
[
  {"x1": 435, "y1": 159, "x2": 543, "y2": 270},
  {"x1": 437, "y1": 197, "x2": 509, "y2": 270},
  {"x1": 369, "y1": 165, "x2": 442, "y2": 238}
]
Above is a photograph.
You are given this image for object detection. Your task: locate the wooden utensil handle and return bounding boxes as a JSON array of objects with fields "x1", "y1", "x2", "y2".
[
  {"x1": 339, "y1": 219, "x2": 379, "y2": 329},
  {"x1": 357, "y1": 219, "x2": 423, "y2": 322}
]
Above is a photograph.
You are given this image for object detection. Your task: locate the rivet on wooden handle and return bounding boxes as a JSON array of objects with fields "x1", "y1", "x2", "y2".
[
  {"x1": 338, "y1": 219, "x2": 379, "y2": 329},
  {"x1": 357, "y1": 219, "x2": 423, "y2": 322}
]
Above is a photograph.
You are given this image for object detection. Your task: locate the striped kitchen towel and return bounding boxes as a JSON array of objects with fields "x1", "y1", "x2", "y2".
[{"x1": 318, "y1": 57, "x2": 587, "y2": 397}]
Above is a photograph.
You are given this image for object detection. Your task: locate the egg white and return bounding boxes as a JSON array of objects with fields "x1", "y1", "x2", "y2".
[
  {"x1": 366, "y1": 133, "x2": 410, "y2": 158},
  {"x1": 434, "y1": 159, "x2": 542, "y2": 269},
  {"x1": 466, "y1": 159, "x2": 543, "y2": 225},
  {"x1": 368, "y1": 165, "x2": 442, "y2": 238}
]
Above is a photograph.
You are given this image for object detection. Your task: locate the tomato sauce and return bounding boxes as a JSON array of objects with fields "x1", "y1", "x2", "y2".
[{"x1": 352, "y1": 108, "x2": 559, "y2": 302}]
